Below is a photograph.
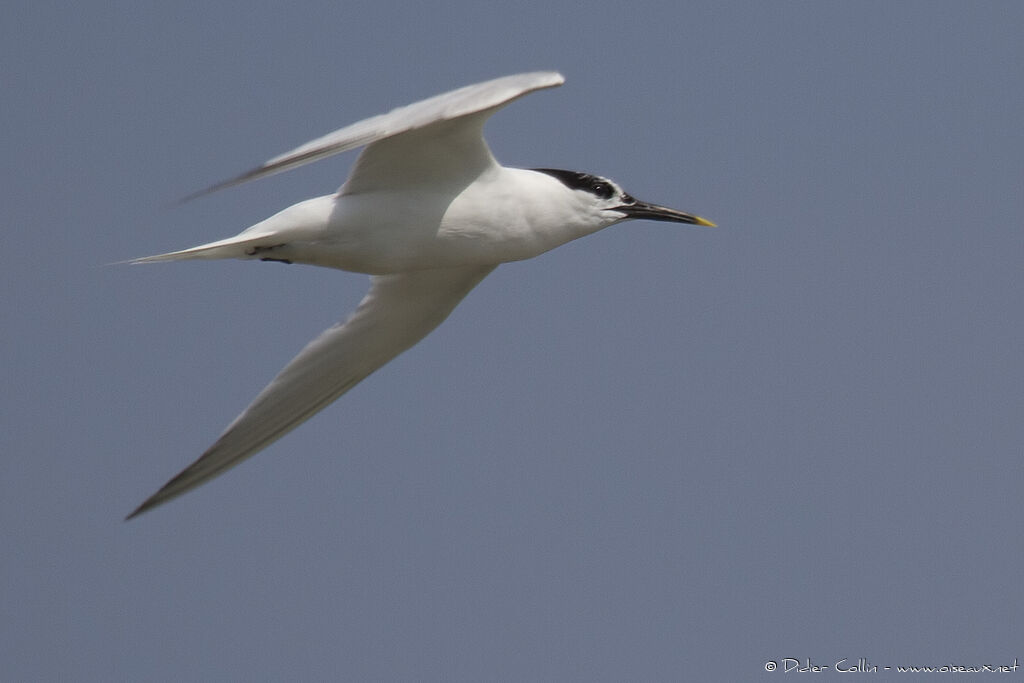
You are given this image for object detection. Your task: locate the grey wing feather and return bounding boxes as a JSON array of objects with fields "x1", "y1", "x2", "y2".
[
  {"x1": 182, "y1": 71, "x2": 564, "y2": 201},
  {"x1": 126, "y1": 264, "x2": 496, "y2": 519}
]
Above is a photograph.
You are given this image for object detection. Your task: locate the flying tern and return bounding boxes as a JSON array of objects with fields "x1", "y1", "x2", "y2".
[{"x1": 127, "y1": 71, "x2": 714, "y2": 519}]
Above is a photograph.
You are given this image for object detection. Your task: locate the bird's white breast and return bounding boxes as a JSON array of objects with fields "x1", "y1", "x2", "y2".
[{"x1": 266, "y1": 168, "x2": 610, "y2": 274}]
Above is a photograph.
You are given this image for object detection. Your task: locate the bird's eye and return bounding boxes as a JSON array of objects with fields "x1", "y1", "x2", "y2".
[{"x1": 591, "y1": 181, "x2": 614, "y2": 199}]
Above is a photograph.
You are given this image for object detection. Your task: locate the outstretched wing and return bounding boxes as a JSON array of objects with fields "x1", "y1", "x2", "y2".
[
  {"x1": 182, "y1": 71, "x2": 564, "y2": 200},
  {"x1": 127, "y1": 264, "x2": 496, "y2": 519}
]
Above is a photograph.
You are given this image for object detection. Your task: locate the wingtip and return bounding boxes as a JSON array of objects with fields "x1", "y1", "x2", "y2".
[
  {"x1": 532, "y1": 71, "x2": 565, "y2": 89},
  {"x1": 124, "y1": 495, "x2": 159, "y2": 521},
  {"x1": 542, "y1": 70, "x2": 565, "y2": 84},
  {"x1": 124, "y1": 468, "x2": 195, "y2": 520},
  {"x1": 174, "y1": 188, "x2": 215, "y2": 205},
  {"x1": 177, "y1": 174, "x2": 250, "y2": 204}
]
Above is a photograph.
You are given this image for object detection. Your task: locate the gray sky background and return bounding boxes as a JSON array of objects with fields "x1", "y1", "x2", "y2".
[{"x1": 3, "y1": 2, "x2": 1022, "y2": 680}]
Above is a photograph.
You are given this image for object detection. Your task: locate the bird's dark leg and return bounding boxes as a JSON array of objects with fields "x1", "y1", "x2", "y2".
[{"x1": 246, "y1": 244, "x2": 293, "y2": 265}]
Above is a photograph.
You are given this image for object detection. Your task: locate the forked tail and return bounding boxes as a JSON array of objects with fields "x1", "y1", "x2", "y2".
[{"x1": 129, "y1": 234, "x2": 269, "y2": 264}]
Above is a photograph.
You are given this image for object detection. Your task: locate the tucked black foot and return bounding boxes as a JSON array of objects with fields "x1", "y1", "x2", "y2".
[{"x1": 247, "y1": 244, "x2": 292, "y2": 264}]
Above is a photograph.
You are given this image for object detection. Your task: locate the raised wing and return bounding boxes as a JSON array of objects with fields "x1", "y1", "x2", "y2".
[
  {"x1": 182, "y1": 71, "x2": 564, "y2": 201},
  {"x1": 127, "y1": 264, "x2": 496, "y2": 519}
]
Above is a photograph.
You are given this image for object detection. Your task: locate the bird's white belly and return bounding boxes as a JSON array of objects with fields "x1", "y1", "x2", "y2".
[{"x1": 263, "y1": 184, "x2": 588, "y2": 274}]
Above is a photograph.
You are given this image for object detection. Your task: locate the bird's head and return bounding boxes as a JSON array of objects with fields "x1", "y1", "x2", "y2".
[{"x1": 531, "y1": 168, "x2": 715, "y2": 229}]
